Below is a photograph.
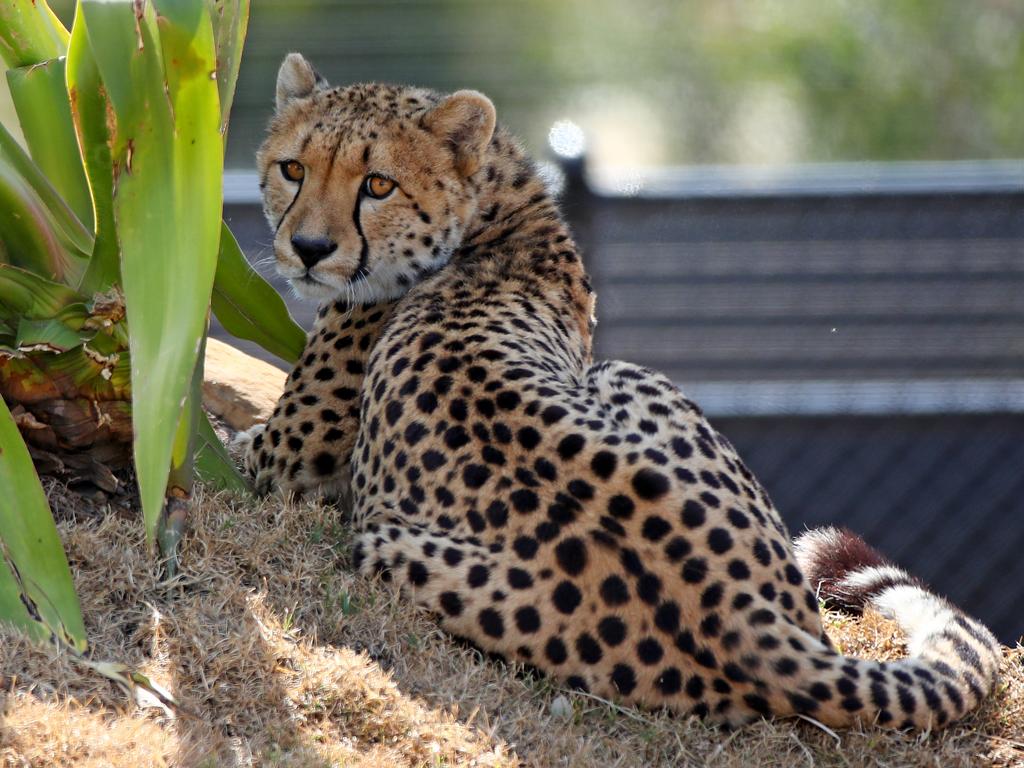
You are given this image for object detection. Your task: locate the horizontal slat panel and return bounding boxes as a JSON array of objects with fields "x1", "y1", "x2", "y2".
[
  {"x1": 595, "y1": 278, "x2": 1023, "y2": 322},
  {"x1": 591, "y1": 161, "x2": 1024, "y2": 198},
  {"x1": 589, "y1": 239, "x2": 1024, "y2": 279},
  {"x1": 632, "y1": 362, "x2": 1024, "y2": 382},
  {"x1": 675, "y1": 380, "x2": 1024, "y2": 416},
  {"x1": 597, "y1": 322, "x2": 1024, "y2": 364},
  {"x1": 587, "y1": 199, "x2": 1024, "y2": 243}
]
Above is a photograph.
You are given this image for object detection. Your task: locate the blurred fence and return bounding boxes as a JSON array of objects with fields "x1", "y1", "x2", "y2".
[{"x1": 219, "y1": 160, "x2": 1024, "y2": 643}]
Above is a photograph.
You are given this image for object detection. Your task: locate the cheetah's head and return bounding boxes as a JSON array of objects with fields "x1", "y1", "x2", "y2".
[{"x1": 258, "y1": 53, "x2": 496, "y2": 303}]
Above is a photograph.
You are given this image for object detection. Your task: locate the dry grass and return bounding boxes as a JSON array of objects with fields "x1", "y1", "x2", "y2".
[{"x1": 1, "y1": 490, "x2": 1022, "y2": 767}]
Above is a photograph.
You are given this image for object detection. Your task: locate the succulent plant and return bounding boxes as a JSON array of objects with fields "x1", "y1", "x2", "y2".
[{"x1": 0, "y1": 0, "x2": 304, "y2": 652}]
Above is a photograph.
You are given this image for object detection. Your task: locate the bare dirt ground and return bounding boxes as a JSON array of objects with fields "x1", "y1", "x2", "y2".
[{"x1": 1, "y1": 488, "x2": 1022, "y2": 767}]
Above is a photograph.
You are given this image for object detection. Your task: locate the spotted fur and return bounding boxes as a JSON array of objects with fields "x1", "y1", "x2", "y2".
[{"x1": 243, "y1": 53, "x2": 1000, "y2": 728}]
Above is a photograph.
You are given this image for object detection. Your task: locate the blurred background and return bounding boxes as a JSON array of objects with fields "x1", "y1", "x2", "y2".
[
  {"x1": 230, "y1": 0, "x2": 1024, "y2": 169},
  {"x1": 35, "y1": 1, "x2": 1024, "y2": 643}
]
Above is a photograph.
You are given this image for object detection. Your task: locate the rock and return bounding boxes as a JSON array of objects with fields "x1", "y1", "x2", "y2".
[
  {"x1": 549, "y1": 694, "x2": 573, "y2": 720},
  {"x1": 203, "y1": 339, "x2": 286, "y2": 431}
]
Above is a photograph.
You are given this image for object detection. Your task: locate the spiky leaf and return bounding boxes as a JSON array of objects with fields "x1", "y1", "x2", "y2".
[
  {"x1": 0, "y1": 264, "x2": 82, "y2": 320},
  {"x1": 0, "y1": 0, "x2": 68, "y2": 69},
  {"x1": 207, "y1": 0, "x2": 249, "y2": 141},
  {"x1": 211, "y1": 222, "x2": 306, "y2": 365},
  {"x1": 0, "y1": 395, "x2": 86, "y2": 651},
  {"x1": 0, "y1": 122, "x2": 92, "y2": 257},
  {"x1": 0, "y1": 130, "x2": 89, "y2": 285},
  {"x1": 66, "y1": 6, "x2": 120, "y2": 294},
  {"x1": 195, "y1": 410, "x2": 249, "y2": 493},
  {"x1": 7, "y1": 58, "x2": 93, "y2": 228},
  {"x1": 81, "y1": 0, "x2": 222, "y2": 547}
]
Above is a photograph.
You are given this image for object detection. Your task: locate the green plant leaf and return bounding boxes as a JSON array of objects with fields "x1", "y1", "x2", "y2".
[
  {"x1": 207, "y1": 0, "x2": 250, "y2": 142},
  {"x1": 0, "y1": 0, "x2": 68, "y2": 69},
  {"x1": 212, "y1": 222, "x2": 306, "y2": 365},
  {"x1": 0, "y1": 121, "x2": 93, "y2": 256},
  {"x1": 66, "y1": 7, "x2": 119, "y2": 294},
  {"x1": 0, "y1": 395, "x2": 87, "y2": 651},
  {"x1": 195, "y1": 411, "x2": 250, "y2": 493},
  {"x1": 82, "y1": 0, "x2": 223, "y2": 548},
  {"x1": 7, "y1": 58, "x2": 93, "y2": 228},
  {"x1": 161, "y1": 336, "x2": 206, "y2": 569},
  {"x1": 15, "y1": 316, "x2": 86, "y2": 352},
  {"x1": 0, "y1": 162, "x2": 65, "y2": 276},
  {"x1": 0, "y1": 141, "x2": 88, "y2": 286},
  {"x1": 0, "y1": 263, "x2": 82, "y2": 319}
]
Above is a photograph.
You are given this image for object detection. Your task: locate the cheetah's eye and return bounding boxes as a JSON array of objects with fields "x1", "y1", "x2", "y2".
[
  {"x1": 364, "y1": 174, "x2": 396, "y2": 199},
  {"x1": 281, "y1": 160, "x2": 304, "y2": 182}
]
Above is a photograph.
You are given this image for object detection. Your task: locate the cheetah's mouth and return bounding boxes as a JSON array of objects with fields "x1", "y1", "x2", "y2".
[
  {"x1": 288, "y1": 272, "x2": 340, "y2": 301},
  {"x1": 289, "y1": 265, "x2": 374, "y2": 302},
  {"x1": 295, "y1": 273, "x2": 328, "y2": 289},
  {"x1": 287, "y1": 259, "x2": 422, "y2": 305},
  {"x1": 293, "y1": 266, "x2": 369, "y2": 289}
]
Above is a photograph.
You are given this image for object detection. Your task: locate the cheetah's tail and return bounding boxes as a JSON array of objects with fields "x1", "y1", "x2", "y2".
[{"x1": 790, "y1": 526, "x2": 1000, "y2": 728}]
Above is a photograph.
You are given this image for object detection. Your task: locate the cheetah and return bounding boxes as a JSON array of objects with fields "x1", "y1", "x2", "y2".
[{"x1": 241, "y1": 52, "x2": 1000, "y2": 729}]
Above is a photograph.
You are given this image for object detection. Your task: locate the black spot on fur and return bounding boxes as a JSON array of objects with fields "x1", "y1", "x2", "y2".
[
  {"x1": 439, "y1": 591, "x2": 463, "y2": 616},
  {"x1": 598, "y1": 616, "x2": 627, "y2": 646},
  {"x1": 545, "y1": 637, "x2": 568, "y2": 664},
  {"x1": 576, "y1": 633, "x2": 603, "y2": 664},
  {"x1": 610, "y1": 664, "x2": 637, "y2": 695},
  {"x1": 608, "y1": 494, "x2": 635, "y2": 519},
  {"x1": 552, "y1": 580, "x2": 582, "y2": 614},
  {"x1": 557, "y1": 434, "x2": 585, "y2": 460},
  {"x1": 478, "y1": 608, "x2": 504, "y2": 638},
  {"x1": 313, "y1": 452, "x2": 336, "y2": 476},
  {"x1": 600, "y1": 575, "x2": 630, "y2": 606},
  {"x1": 554, "y1": 537, "x2": 588, "y2": 576},
  {"x1": 510, "y1": 489, "x2": 539, "y2": 514},
  {"x1": 591, "y1": 451, "x2": 617, "y2": 479},
  {"x1": 515, "y1": 606, "x2": 541, "y2": 633},
  {"x1": 632, "y1": 468, "x2": 670, "y2": 500}
]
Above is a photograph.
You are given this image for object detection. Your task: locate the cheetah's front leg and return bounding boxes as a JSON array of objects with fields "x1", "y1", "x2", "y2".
[{"x1": 237, "y1": 300, "x2": 396, "y2": 500}]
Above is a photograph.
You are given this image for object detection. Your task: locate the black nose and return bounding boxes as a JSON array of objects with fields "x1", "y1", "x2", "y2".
[{"x1": 290, "y1": 235, "x2": 337, "y2": 269}]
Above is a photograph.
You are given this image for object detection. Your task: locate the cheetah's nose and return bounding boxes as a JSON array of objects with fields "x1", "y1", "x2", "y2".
[{"x1": 290, "y1": 235, "x2": 337, "y2": 269}]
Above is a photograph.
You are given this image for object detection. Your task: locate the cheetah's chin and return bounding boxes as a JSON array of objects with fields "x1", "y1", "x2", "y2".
[
  {"x1": 291, "y1": 258, "x2": 451, "y2": 305},
  {"x1": 289, "y1": 274, "x2": 343, "y2": 301},
  {"x1": 288, "y1": 270, "x2": 412, "y2": 305}
]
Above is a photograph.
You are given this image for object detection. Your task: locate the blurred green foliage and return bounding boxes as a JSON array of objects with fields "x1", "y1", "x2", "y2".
[
  {"x1": 47, "y1": 0, "x2": 1024, "y2": 168},
  {"x1": 536, "y1": 0, "x2": 1024, "y2": 166}
]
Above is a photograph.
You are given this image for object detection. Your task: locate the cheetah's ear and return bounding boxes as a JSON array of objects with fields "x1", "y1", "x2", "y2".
[
  {"x1": 423, "y1": 90, "x2": 496, "y2": 177},
  {"x1": 276, "y1": 53, "x2": 328, "y2": 112}
]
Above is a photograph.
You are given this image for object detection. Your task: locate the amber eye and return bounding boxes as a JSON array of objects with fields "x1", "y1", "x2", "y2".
[
  {"x1": 280, "y1": 160, "x2": 304, "y2": 182},
  {"x1": 364, "y1": 174, "x2": 396, "y2": 199}
]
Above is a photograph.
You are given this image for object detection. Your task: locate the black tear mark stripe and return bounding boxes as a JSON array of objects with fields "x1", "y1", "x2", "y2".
[
  {"x1": 275, "y1": 174, "x2": 303, "y2": 234},
  {"x1": 352, "y1": 184, "x2": 370, "y2": 281}
]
